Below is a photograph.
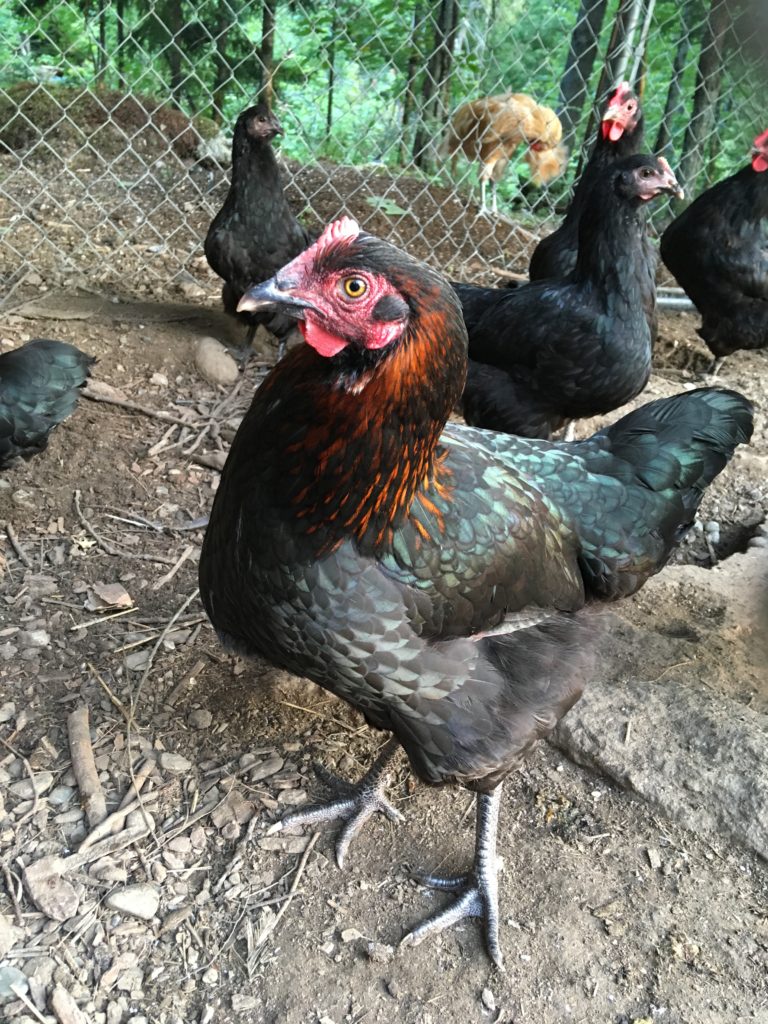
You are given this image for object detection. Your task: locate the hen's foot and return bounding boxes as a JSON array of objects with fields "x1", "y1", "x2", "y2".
[
  {"x1": 401, "y1": 788, "x2": 504, "y2": 968},
  {"x1": 266, "y1": 738, "x2": 403, "y2": 868}
]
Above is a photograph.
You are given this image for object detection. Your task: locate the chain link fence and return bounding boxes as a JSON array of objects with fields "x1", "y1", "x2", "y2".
[{"x1": 0, "y1": 0, "x2": 764, "y2": 300}]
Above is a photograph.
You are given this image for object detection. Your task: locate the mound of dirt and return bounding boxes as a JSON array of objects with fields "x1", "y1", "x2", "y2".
[{"x1": 0, "y1": 82, "x2": 217, "y2": 159}]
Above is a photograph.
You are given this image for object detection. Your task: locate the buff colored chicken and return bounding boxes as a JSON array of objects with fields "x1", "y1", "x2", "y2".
[{"x1": 445, "y1": 92, "x2": 568, "y2": 214}]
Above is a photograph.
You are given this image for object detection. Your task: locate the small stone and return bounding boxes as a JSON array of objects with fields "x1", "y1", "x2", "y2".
[
  {"x1": 189, "y1": 709, "x2": 212, "y2": 730},
  {"x1": 277, "y1": 788, "x2": 307, "y2": 807},
  {"x1": 232, "y1": 994, "x2": 259, "y2": 1012},
  {"x1": 647, "y1": 847, "x2": 662, "y2": 870},
  {"x1": 195, "y1": 337, "x2": 239, "y2": 386},
  {"x1": 481, "y1": 987, "x2": 496, "y2": 1012},
  {"x1": 249, "y1": 754, "x2": 284, "y2": 782},
  {"x1": 124, "y1": 650, "x2": 150, "y2": 672},
  {"x1": 48, "y1": 785, "x2": 75, "y2": 807},
  {"x1": 340, "y1": 927, "x2": 363, "y2": 943},
  {"x1": 258, "y1": 835, "x2": 310, "y2": 854},
  {"x1": 0, "y1": 701, "x2": 15, "y2": 723},
  {"x1": 189, "y1": 827, "x2": 207, "y2": 849},
  {"x1": 12, "y1": 489, "x2": 36, "y2": 511},
  {"x1": 366, "y1": 941, "x2": 394, "y2": 963},
  {"x1": 158, "y1": 752, "x2": 192, "y2": 774},
  {"x1": 168, "y1": 836, "x2": 192, "y2": 855},
  {"x1": 0, "y1": 965, "x2": 28, "y2": 1005},
  {"x1": 105, "y1": 884, "x2": 160, "y2": 921},
  {"x1": 385, "y1": 979, "x2": 402, "y2": 999},
  {"x1": 0, "y1": 913, "x2": 20, "y2": 959},
  {"x1": 10, "y1": 771, "x2": 54, "y2": 799},
  {"x1": 51, "y1": 983, "x2": 88, "y2": 1024},
  {"x1": 19, "y1": 628, "x2": 50, "y2": 648},
  {"x1": 201, "y1": 967, "x2": 219, "y2": 986},
  {"x1": 150, "y1": 372, "x2": 168, "y2": 387}
]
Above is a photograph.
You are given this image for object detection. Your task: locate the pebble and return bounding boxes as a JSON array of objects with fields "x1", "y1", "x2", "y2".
[
  {"x1": 0, "y1": 965, "x2": 28, "y2": 1004},
  {"x1": 19, "y1": 628, "x2": 50, "y2": 648},
  {"x1": 51, "y1": 984, "x2": 88, "y2": 1024},
  {"x1": 11, "y1": 488, "x2": 36, "y2": 510},
  {"x1": 201, "y1": 967, "x2": 219, "y2": 986},
  {"x1": 150, "y1": 372, "x2": 168, "y2": 387},
  {"x1": 0, "y1": 701, "x2": 15, "y2": 723},
  {"x1": 168, "y1": 836, "x2": 192, "y2": 855},
  {"x1": 278, "y1": 788, "x2": 307, "y2": 807},
  {"x1": 189, "y1": 709, "x2": 213, "y2": 730},
  {"x1": 481, "y1": 987, "x2": 496, "y2": 1012},
  {"x1": 159, "y1": 752, "x2": 192, "y2": 774},
  {"x1": 194, "y1": 337, "x2": 239, "y2": 386},
  {"x1": 0, "y1": 913, "x2": 20, "y2": 959},
  {"x1": 366, "y1": 941, "x2": 394, "y2": 963},
  {"x1": 48, "y1": 784, "x2": 75, "y2": 807},
  {"x1": 9, "y1": 771, "x2": 54, "y2": 799},
  {"x1": 105, "y1": 884, "x2": 160, "y2": 921}
]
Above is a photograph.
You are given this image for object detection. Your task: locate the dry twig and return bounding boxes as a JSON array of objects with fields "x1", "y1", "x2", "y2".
[
  {"x1": 254, "y1": 832, "x2": 318, "y2": 950},
  {"x1": 67, "y1": 705, "x2": 107, "y2": 829},
  {"x1": 82, "y1": 383, "x2": 198, "y2": 427},
  {"x1": 5, "y1": 524, "x2": 32, "y2": 568},
  {"x1": 73, "y1": 489, "x2": 176, "y2": 565},
  {"x1": 78, "y1": 792, "x2": 160, "y2": 851}
]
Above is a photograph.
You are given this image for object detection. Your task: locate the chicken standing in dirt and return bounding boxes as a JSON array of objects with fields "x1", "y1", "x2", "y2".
[
  {"x1": 529, "y1": 81, "x2": 645, "y2": 282},
  {"x1": 444, "y1": 92, "x2": 567, "y2": 214},
  {"x1": 198, "y1": 218, "x2": 752, "y2": 966},
  {"x1": 204, "y1": 102, "x2": 315, "y2": 356},
  {"x1": 660, "y1": 128, "x2": 768, "y2": 372},
  {"x1": 454, "y1": 155, "x2": 681, "y2": 439},
  {"x1": 0, "y1": 339, "x2": 94, "y2": 469}
]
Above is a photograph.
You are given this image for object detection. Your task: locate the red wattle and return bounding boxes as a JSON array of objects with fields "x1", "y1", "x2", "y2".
[
  {"x1": 752, "y1": 153, "x2": 768, "y2": 173},
  {"x1": 608, "y1": 121, "x2": 624, "y2": 142},
  {"x1": 299, "y1": 319, "x2": 349, "y2": 358}
]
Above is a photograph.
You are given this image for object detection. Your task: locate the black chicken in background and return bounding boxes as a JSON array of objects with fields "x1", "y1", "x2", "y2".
[
  {"x1": 455, "y1": 154, "x2": 682, "y2": 440},
  {"x1": 660, "y1": 128, "x2": 768, "y2": 372},
  {"x1": 529, "y1": 81, "x2": 645, "y2": 282},
  {"x1": 204, "y1": 102, "x2": 315, "y2": 358},
  {"x1": 198, "y1": 217, "x2": 752, "y2": 966},
  {"x1": 0, "y1": 339, "x2": 94, "y2": 469}
]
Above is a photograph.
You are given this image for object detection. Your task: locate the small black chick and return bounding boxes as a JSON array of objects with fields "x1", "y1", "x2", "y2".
[
  {"x1": 455, "y1": 154, "x2": 683, "y2": 439},
  {"x1": 0, "y1": 339, "x2": 94, "y2": 469},
  {"x1": 204, "y1": 102, "x2": 315, "y2": 355}
]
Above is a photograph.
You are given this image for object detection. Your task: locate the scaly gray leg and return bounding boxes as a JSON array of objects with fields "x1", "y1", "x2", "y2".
[
  {"x1": 401, "y1": 786, "x2": 504, "y2": 968},
  {"x1": 266, "y1": 738, "x2": 403, "y2": 868}
]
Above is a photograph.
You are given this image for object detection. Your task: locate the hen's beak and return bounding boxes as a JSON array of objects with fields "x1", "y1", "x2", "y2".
[
  {"x1": 237, "y1": 278, "x2": 318, "y2": 318},
  {"x1": 657, "y1": 157, "x2": 685, "y2": 200}
]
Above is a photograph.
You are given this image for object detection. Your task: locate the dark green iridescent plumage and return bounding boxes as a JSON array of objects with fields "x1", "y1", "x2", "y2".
[
  {"x1": 199, "y1": 227, "x2": 753, "y2": 794},
  {"x1": 0, "y1": 339, "x2": 94, "y2": 469}
]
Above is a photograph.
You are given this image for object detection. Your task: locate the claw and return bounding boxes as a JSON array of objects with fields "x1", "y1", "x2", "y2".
[
  {"x1": 266, "y1": 738, "x2": 403, "y2": 868},
  {"x1": 401, "y1": 788, "x2": 504, "y2": 968}
]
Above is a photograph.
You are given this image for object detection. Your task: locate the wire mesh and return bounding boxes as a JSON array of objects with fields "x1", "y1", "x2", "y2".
[{"x1": 0, "y1": 0, "x2": 764, "y2": 297}]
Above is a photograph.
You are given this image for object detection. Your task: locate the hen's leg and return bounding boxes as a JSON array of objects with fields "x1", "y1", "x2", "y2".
[
  {"x1": 709, "y1": 355, "x2": 726, "y2": 377},
  {"x1": 267, "y1": 738, "x2": 403, "y2": 868},
  {"x1": 401, "y1": 786, "x2": 504, "y2": 968}
]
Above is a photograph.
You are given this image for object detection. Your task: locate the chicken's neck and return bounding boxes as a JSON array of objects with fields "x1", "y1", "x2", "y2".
[
  {"x1": 572, "y1": 193, "x2": 649, "y2": 295},
  {"x1": 566, "y1": 124, "x2": 643, "y2": 224},
  {"x1": 249, "y1": 298, "x2": 467, "y2": 556},
  {"x1": 230, "y1": 140, "x2": 281, "y2": 201}
]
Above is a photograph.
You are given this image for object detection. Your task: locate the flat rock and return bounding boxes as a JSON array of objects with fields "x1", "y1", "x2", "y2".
[
  {"x1": 51, "y1": 984, "x2": 88, "y2": 1024},
  {"x1": 9, "y1": 770, "x2": 54, "y2": 799},
  {"x1": 0, "y1": 965, "x2": 28, "y2": 1005},
  {"x1": 0, "y1": 913, "x2": 20, "y2": 959},
  {"x1": 106, "y1": 883, "x2": 160, "y2": 921},
  {"x1": 194, "y1": 337, "x2": 239, "y2": 386},
  {"x1": 158, "y1": 752, "x2": 192, "y2": 774},
  {"x1": 553, "y1": 676, "x2": 768, "y2": 859}
]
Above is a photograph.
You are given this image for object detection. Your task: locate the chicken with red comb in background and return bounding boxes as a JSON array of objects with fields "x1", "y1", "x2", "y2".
[
  {"x1": 199, "y1": 217, "x2": 752, "y2": 967},
  {"x1": 661, "y1": 128, "x2": 768, "y2": 371},
  {"x1": 529, "y1": 81, "x2": 645, "y2": 283}
]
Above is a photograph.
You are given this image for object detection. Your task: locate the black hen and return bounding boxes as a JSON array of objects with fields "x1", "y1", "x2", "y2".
[
  {"x1": 199, "y1": 217, "x2": 752, "y2": 966},
  {"x1": 0, "y1": 339, "x2": 94, "y2": 469},
  {"x1": 204, "y1": 102, "x2": 315, "y2": 353},
  {"x1": 529, "y1": 81, "x2": 644, "y2": 282},
  {"x1": 455, "y1": 154, "x2": 682, "y2": 439},
  {"x1": 660, "y1": 128, "x2": 768, "y2": 367}
]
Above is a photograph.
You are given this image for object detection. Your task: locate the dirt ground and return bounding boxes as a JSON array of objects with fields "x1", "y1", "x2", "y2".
[{"x1": 0, "y1": 150, "x2": 767, "y2": 1024}]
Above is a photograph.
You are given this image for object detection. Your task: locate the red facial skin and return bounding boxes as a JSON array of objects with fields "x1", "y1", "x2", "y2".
[
  {"x1": 601, "y1": 81, "x2": 639, "y2": 142},
  {"x1": 752, "y1": 128, "x2": 768, "y2": 173}
]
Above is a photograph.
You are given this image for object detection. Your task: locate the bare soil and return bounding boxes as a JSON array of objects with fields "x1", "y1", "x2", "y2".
[{"x1": 0, "y1": 151, "x2": 766, "y2": 1024}]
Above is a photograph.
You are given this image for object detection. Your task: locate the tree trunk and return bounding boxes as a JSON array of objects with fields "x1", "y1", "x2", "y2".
[
  {"x1": 115, "y1": 0, "x2": 126, "y2": 87},
  {"x1": 557, "y1": 0, "x2": 610, "y2": 157},
  {"x1": 579, "y1": 0, "x2": 646, "y2": 173},
  {"x1": 412, "y1": 0, "x2": 460, "y2": 170},
  {"x1": 164, "y1": 2, "x2": 185, "y2": 103},
  {"x1": 259, "y1": 0, "x2": 277, "y2": 107},
  {"x1": 325, "y1": 9, "x2": 337, "y2": 139},
  {"x1": 653, "y1": 0, "x2": 696, "y2": 156},
  {"x1": 400, "y1": 2, "x2": 423, "y2": 163},
  {"x1": 678, "y1": 0, "x2": 730, "y2": 199},
  {"x1": 211, "y1": 9, "x2": 232, "y2": 123}
]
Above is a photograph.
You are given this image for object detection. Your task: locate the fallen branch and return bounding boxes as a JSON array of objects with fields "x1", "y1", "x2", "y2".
[
  {"x1": 82, "y1": 381, "x2": 197, "y2": 427},
  {"x1": 78, "y1": 792, "x2": 160, "y2": 852},
  {"x1": 5, "y1": 524, "x2": 33, "y2": 568},
  {"x1": 73, "y1": 489, "x2": 176, "y2": 565},
  {"x1": 67, "y1": 705, "x2": 107, "y2": 829},
  {"x1": 152, "y1": 543, "x2": 195, "y2": 591},
  {"x1": 254, "y1": 831, "x2": 318, "y2": 949}
]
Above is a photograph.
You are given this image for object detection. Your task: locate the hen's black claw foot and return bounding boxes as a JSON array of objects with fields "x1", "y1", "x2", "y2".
[
  {"x1": 401, "y1": 788, "x2": 504, "y2": 968},
  {"x1": 266, "y1": 738, "x2": 403, "y2": 868}
]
